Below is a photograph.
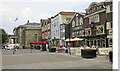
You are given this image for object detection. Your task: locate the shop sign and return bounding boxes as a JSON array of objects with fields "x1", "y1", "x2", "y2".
[{"x1": 86, "y1": 2, "x2": 105, "y2": 15}]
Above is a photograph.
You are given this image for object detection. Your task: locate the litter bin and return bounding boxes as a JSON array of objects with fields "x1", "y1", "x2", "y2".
[
  {"x1": 49, "y1": 48, "x2": 56, "y2": 52},
  {"x1": 81, "y1": 49, "x2": 96, "y2": 58},
  {"x1": 109, "y1": 51, "x2": 112, "y2": 62}
]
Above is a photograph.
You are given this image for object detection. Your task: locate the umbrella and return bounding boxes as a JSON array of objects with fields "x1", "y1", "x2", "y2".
[
  {"x1": 70, "y1": 37, "x2": 83, "y2": 41},
  {"x1": 65, "y1": 38, "x2": 70, "y2": 42}
]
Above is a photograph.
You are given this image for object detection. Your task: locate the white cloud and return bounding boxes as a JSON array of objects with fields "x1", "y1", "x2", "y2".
[
  {"x1": 0, "y1": 0, "x2": 106, "y2": 33},
  {"x1": 20, "y1": 7, "x2": 32, "y2": 20}
]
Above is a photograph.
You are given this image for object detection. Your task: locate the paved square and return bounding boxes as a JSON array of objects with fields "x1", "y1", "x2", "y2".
[{"x1": 2, "y1": 49, "x2": 112, "y2": 69}]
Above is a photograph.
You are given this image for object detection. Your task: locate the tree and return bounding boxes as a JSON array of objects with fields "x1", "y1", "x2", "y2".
[{"x1": 0, "y1": 28, "x2": 8, "y2": 44}]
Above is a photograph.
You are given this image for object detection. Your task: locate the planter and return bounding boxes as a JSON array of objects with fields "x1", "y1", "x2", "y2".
[
  {"x1": 81, "y1": 49, "x2": 96, "y2": 58},
  {"x1": 49, "y1": 48, "x2": 56, "y2": 52}
]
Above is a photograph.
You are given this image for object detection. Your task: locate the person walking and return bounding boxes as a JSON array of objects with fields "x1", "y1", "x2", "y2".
[
  {"x1": 13, "y1": 46, "x2": 16, "y2": 54},
  {"x1": 31, "y1": 44, "x2": 33, "y2": 53}
]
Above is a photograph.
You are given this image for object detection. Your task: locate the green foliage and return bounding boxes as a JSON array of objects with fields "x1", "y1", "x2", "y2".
[{"x1": 0, "y1": 28, "x2": 8, "y2": 44}]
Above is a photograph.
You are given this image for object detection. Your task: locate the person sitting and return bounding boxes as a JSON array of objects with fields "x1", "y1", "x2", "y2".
[{"x1": 92, "y1": 45, "x2": 95, "y2": 48}]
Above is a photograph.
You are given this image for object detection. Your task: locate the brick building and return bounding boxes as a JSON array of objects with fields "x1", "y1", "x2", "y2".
[{"x1": 84, "y1": 2, "x2": 108, "y2": 48}]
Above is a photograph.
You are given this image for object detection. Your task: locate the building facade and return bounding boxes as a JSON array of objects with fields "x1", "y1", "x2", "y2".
[
  {"x1": 13, "y1": 21, "x2": 42, "y2": 48},
  {"x1": 51, "y1": 11, "x2": 76, "y2": 47},
  {"x1": 105, "y1": 1, "x2": 113, "y2": 47},
  {"x1": 41, "y1": 18, "x2": 51, "y2": 47},
  {"x1": 84, "y1": 2, "x2": 112, "y2": 48},
  {"x1": 69, "y1": 13, "x2": 85, "y2": 47}
]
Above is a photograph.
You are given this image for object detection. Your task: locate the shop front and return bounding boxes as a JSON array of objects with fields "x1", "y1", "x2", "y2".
[{"x1": 85, "y1": 35, "x2": 107, "y2": 48}]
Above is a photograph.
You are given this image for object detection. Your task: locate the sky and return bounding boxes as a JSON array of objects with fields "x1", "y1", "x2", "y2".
[{"x1": 0, "y1": 0, "x2": 105, "y2": 34}]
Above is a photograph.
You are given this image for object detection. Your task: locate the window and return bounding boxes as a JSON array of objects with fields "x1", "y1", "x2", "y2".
[
  {"x1": 56, "y1": 30, "x2": 57, "y2": 36},
  {"x1": 109, "y1": 39, "x2": 112, "y2": 46},
  {"x1": 65, "y1": 18, "x2": 71, "y2": 24},
  {"x1": 110, "y1": 5, "x2": 112, "y2": 11},
  {"x1": 111, "y1": 23, "x2": 112, "y2": 28},
  {"x1": 89, "y1": 14, "x2": 99, "y2": 24},
  {"x1": 85, "y1": 28, "x2": 91, "y2": 36},
  {"x1": 76, "y1": 17, "x2": 79, "y2": 26},
  {"x1": 54, "y1": 31, "x2": 55, "y2": 36},
  {"x1": 72, "y1": 20, "x2": 75, "y2": 27},
  {"x1": 79, "y1": 17, "x2": 83, "y2": 25},
  {"x1": 72, "y1": 32, "x2": 74, "y2": 37},
  {"x1": 96, "y1": 25, "x2": 104, "y2": 35},
  {"x1": 102, "y1": 40, "x2": 106, "y2": 47},
  {"x1": 34, "y1": 34, "x2": 38, "y2": 42}
]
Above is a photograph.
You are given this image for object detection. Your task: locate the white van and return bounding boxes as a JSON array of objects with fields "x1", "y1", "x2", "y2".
[{"x1": 5, "y1": 44, "x2": 16, "y2": 50}]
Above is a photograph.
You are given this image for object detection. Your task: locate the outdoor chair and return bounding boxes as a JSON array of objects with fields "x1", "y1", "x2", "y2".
[{"x1": 104, "y1": 50, "x2": 110, "y2": 59}]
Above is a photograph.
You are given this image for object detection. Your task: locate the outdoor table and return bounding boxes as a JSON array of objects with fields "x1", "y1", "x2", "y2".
[
  {"x1": 81, "y1": 49, "x2": 96, "y2": 58},
  {"x1": 49, "y1": 48, "x2": 56, "y2": 52},
  {"x1": 109, "y1": 51, "x2": 112, "y2": 62}
]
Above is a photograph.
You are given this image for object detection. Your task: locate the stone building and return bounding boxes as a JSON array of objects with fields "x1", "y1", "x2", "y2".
[
  {"x1": 51, "y1": 11, "x2": 76, "y2": 47},
  {"x1": 84, "y1": 1, "x2": 112, "y2": 48},
  {"x1": 13, "y1": 21, "x2": 42, "y2": 48}
]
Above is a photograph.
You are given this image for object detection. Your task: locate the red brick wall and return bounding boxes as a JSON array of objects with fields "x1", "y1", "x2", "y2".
[
  {"x1": 84, "y1": 11, "x2": 106, "y2": 35},
  {"x1": 84, "y1": 17, "x2": 89, "y2": 28}
]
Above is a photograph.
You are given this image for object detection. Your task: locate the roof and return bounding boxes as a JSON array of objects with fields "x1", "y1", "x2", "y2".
[
  {"x1": 69, "y1": 12, "x2": 85, "y2": 23},
  {"x1": 25, "y1": 23, "x2": 40, "y2": 25},
  {"x1": 41, "y1": 19, "x2": 48, "y2": 26},
  {"x1": 59, "y1": 11, "x2": 76, "y2": 15},
  {"x1": 51, "y1": 11, "x2": 76, "y2": 18}
]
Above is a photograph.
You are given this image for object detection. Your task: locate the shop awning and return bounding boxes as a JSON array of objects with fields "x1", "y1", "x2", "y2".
[
  {"x1": 42, "y1": 41, "x2": 48, "y2": 44},
  {"x1": 28, "y1": 42, "x2": 38, "y2": 44},
  {"x1": 38, "y1": 41, "x2": 43, "y2": 44}
]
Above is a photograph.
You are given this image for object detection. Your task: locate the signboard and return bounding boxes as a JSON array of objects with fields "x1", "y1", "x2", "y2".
[{"x1": 86, "y1": 2, "x2": 105, "y2": 15}]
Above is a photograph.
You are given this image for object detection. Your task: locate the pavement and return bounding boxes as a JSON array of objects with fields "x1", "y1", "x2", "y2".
[{"x1": 2, "y1": 49, "x2": 112, "y2": 69}]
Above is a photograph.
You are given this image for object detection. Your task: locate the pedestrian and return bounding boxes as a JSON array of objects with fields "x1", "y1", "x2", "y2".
[
  {"x1": 46, "y1": 44, "x2": 48, "y2": 51},
  {"x1": 92, "y1": 45, "x2": 95, "y2": 48},
  {"x1": 63, "y1": 45, "x2": 66, "y2": 53},
  {"x1": 13, "y1": 46, "x2": 16, "y2": 54},
  {"x1": 96, "y1": 46, "x2": 99, "y2": 55},
  {"x1": 31, "y1": 44, "x2": 33, "y2": 53}
]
